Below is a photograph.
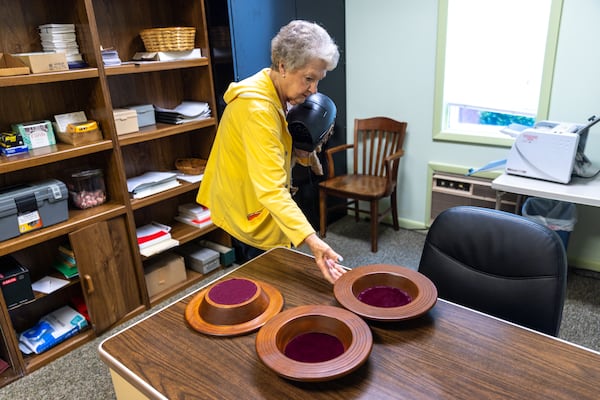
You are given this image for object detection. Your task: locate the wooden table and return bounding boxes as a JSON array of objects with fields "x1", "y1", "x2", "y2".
[{"x1": 99, "y1": 248, "x2": 600, "y2": 399}]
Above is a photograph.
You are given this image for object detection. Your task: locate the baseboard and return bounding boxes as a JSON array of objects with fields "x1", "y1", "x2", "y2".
[{"x1": 568, "y1": 256, "x2": 600, "y2": 273}]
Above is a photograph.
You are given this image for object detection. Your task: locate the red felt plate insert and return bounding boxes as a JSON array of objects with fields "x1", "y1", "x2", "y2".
[
  {"x1": 357, "y1": 285, "x2": 412, "y2": 307},
  {"x1": 208, "y1": 278, "x2": 257, "y2": 305},
  {"x1": 284, "y1": 332, "x2": 345, "y2": 363}
]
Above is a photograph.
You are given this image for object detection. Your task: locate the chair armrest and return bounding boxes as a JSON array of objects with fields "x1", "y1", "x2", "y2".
[
  {"x1": 383, "y1": 149, "x2": 405, "y2": 190},
  {"x1": 324, "y1": 143, "x2": 354, "y2": 178},
  {"x1": 384, "y1": 149, "x2": 405, "y2": 165}
]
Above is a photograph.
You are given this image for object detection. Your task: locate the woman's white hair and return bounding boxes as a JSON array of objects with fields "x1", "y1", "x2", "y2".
[{"x1": 271, "y1": 20, "x2": 339, "y2": 72}]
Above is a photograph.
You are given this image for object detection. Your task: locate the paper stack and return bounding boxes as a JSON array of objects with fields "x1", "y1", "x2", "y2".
[
  {"x1": 132, "y1": 48, "x2": 203, "y2": 62},
  {"x1": 31, "y1": 276, "x2": 69, "y2": 294},
  {"x1": 155, "y1": 101, "x2": 211, "y2": 124},
  {"x1": 38, "y1": 24, "x2": 86, "y2": 69},
  {"x1": 175, "y1": 203, "x2": 212, "y2": 229},
  {"x1": 136, "y1": 222, "x2": 179, "y2": 257},
  {"x1": 101, "y1": 47, "x2": 122, "y2": 66},
  {"x1": 126, "y1": 171, "x2": 181, "y2": 199}
]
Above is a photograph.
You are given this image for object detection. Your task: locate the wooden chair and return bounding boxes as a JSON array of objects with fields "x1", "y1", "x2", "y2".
[{"x1": 318, "y1": 117, "x2": 407, "y2": 252}]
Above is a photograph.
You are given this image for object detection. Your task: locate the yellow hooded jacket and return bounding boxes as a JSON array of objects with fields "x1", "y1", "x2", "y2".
[{"x1": 197, "y1": 68, "x2": 315, "y2": 250}]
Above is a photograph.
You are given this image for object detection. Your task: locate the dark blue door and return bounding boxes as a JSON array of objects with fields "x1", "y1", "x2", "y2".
[{"x1": 227, "y1": 0, "x2": 295, "y2": 81}]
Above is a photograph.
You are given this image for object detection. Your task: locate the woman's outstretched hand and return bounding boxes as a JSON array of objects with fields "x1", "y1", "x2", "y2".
[{"x1": 303, "y1": 233, "x2": 346, "y2": 283}]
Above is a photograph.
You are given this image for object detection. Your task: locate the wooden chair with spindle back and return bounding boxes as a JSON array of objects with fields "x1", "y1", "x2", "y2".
[{"x1": 318, "y1": 117, "x2": 407, "y2": 252}]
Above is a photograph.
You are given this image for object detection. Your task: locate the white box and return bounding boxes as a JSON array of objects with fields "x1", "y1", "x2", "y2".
[
  {"x1": 177, "y1": 244, "x2": 220, "y2": 274},
  {"x1": 113, "y1": 108, "x2": 139, "y2": 135}
]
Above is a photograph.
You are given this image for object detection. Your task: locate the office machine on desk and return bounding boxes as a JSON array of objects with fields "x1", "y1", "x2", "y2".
[{"x1": 505, "y1": 115, "x2": 600, "y2": 184}]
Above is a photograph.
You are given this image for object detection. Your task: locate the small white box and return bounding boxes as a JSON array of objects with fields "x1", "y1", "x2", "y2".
[
  {"x1": 113, "y1": 108, "x2": 139, "y2": 135},
  {"x1": 177, "y1": 244, "x2": 220, "y2": 274}
]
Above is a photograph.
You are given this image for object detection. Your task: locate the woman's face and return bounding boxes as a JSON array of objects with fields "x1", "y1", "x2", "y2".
[{"x1": 281, "y1": 59, "x2": 328, "y2": 106}]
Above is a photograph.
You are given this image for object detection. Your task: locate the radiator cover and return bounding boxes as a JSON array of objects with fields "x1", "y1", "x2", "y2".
[{"x1": 431, "y1": 173, "x2": 518, "y2": 222}]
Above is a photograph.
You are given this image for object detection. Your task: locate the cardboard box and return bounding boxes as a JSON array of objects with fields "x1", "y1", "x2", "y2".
[
  {"x1": 53, "y1": 111, "x2": 87, "y2": 133},
  {"x1": 144, "y1": 253, "x2": 186, "y2": 297},
  {"x1": 11, "y1": 52, "x2": 68, "y2": 73},
  {"x1": 53, "y1": 112, "x2": 102, "y2": 145},
  {"x1": 56, "y1": 128, "x2": 102, "y2": 146},
  {"x1": 0, "y1": 256, "x2": 34, "y2": 308},
  {"x1": 0, "y1": 53, "x2": 30, "y2": 76},
  {"x1": 0, "y1": 179, "x2": 68, "y2": 241},
  {"x1": 12, "y1": 120, "x2": 56, "y2": 149},
  {"x1": 113, "y1": 108, "x2": 139, "y2": 135}
]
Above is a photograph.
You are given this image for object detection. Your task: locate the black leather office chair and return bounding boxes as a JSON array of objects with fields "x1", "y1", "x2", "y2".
[{"x1": 418, "y1": 206, "x2": 567, "y2": 336}]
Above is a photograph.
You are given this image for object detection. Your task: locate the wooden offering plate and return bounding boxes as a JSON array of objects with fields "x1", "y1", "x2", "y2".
[
  {"x1": 333, "y1": 264, "x2": 438, "y2": 321},
  {"x1": 255, "y1": 304, "x2": 373, "y2": 382},
  {"x1": 185, "y1": 277, "x2": 284, "y2": 336}
]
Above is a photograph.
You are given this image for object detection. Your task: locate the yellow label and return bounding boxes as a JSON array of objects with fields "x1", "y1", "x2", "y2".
[
  {"x1": 67, "y1": 120, "x2": 98, "y2": 134},
  {"x1": 18, "y1": 211, "x2": 43, "y2": 233}
]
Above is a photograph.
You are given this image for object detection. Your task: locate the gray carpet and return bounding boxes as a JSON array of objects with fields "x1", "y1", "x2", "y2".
[{"x1": 2, "y1": 216, "x2": 599, "y2": 399}]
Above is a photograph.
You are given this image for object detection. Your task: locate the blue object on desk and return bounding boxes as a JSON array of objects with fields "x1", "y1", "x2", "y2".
[{"x1": 466, "y1": 159, "x2": 507, "y2": 176}]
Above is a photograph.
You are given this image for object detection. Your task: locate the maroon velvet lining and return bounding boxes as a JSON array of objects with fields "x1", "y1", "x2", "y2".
[
  {"x1": 208, "y1": 278, "x2": 257, "y2": 305},
  {"x1": 357, "y1": 285, "x2": 412, "y2": 307},
  {"x1": 284, "y1": 332, "x2": 345, "y2": 363}
]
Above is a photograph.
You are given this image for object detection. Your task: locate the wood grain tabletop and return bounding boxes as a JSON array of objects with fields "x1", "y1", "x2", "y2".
[{"x1": 100, "y1": 247, "x2": 600, "y2": 399}]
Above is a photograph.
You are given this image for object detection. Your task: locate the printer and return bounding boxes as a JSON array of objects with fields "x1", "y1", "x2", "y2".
[{"x1": 505, "y1": 116, "x2": 600, "y2": 184}]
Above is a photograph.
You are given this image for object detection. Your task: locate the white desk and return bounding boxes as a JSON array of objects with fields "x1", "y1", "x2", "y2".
[{"x1": 492, "y1": 173, "x2": 600, "y2": 208}]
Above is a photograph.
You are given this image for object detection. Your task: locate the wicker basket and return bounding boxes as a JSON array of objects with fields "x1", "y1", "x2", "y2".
[
  {"x1": 140, "y1": 27, "x2": 196, "y2": 52},
  {"x1": 175, "y1": 158, "x2": 207, "y2": 175}
]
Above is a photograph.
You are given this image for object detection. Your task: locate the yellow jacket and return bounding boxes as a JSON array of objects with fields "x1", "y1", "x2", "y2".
[{"x1": 197, "y1": 69, "x2": 315, "y2": 250}]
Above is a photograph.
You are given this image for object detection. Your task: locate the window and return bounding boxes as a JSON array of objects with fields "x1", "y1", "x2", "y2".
[{"x1": 433, "y1": 0, "x2": 564, "y2": 146}]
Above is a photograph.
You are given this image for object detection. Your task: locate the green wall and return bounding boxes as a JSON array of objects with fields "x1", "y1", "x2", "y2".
[{"x1": 345, "y1": 0, "x2": 600, "y2": 271}]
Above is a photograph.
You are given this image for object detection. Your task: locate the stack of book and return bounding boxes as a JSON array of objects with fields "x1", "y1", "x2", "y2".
[
  {"x1": 126, "y1": 171, "x2": 180, "y2": 199},
  {"x1": 38, "y1": 24, "x2": 86, "y2": 69},
  {"x1": 155, "y1": 101, "x2": 211, "y2": 124},
  {"x1": 175, "y1": 203, "x2": 212, "y2": 229},
  {"x1": 53, "y1": 243, "x2": 78, "y2": 279},
  {"x1": 136, "y1": 222, "x2": 179, "y2": 257},
  {"x1": 101, "y1": 47, "x2": 122, "y2": 66}
]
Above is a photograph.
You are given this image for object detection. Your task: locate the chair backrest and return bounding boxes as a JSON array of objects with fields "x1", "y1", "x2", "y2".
[
  {"x1": 418, "y1": 206, "x2": 567, "y2": 336},
  {"x1": 352, "y1": 117, "x2": 407, "y2": 179}
]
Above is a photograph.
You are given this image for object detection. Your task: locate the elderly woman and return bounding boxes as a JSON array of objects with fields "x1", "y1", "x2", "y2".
[{"x1": 197, "y1": 20, "x2": 345, "y2": 283}]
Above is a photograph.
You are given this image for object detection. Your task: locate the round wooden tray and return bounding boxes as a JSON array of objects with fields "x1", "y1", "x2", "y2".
[
  {"x1": 333, "y1": 264, "x2": 438, "y2": 321},
  {"x1": 255, "y1": 305, "x2": 373, "y2": 382},
  {"x1": 185, "y1": 278, "x2": 284, "y2": 336}
]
